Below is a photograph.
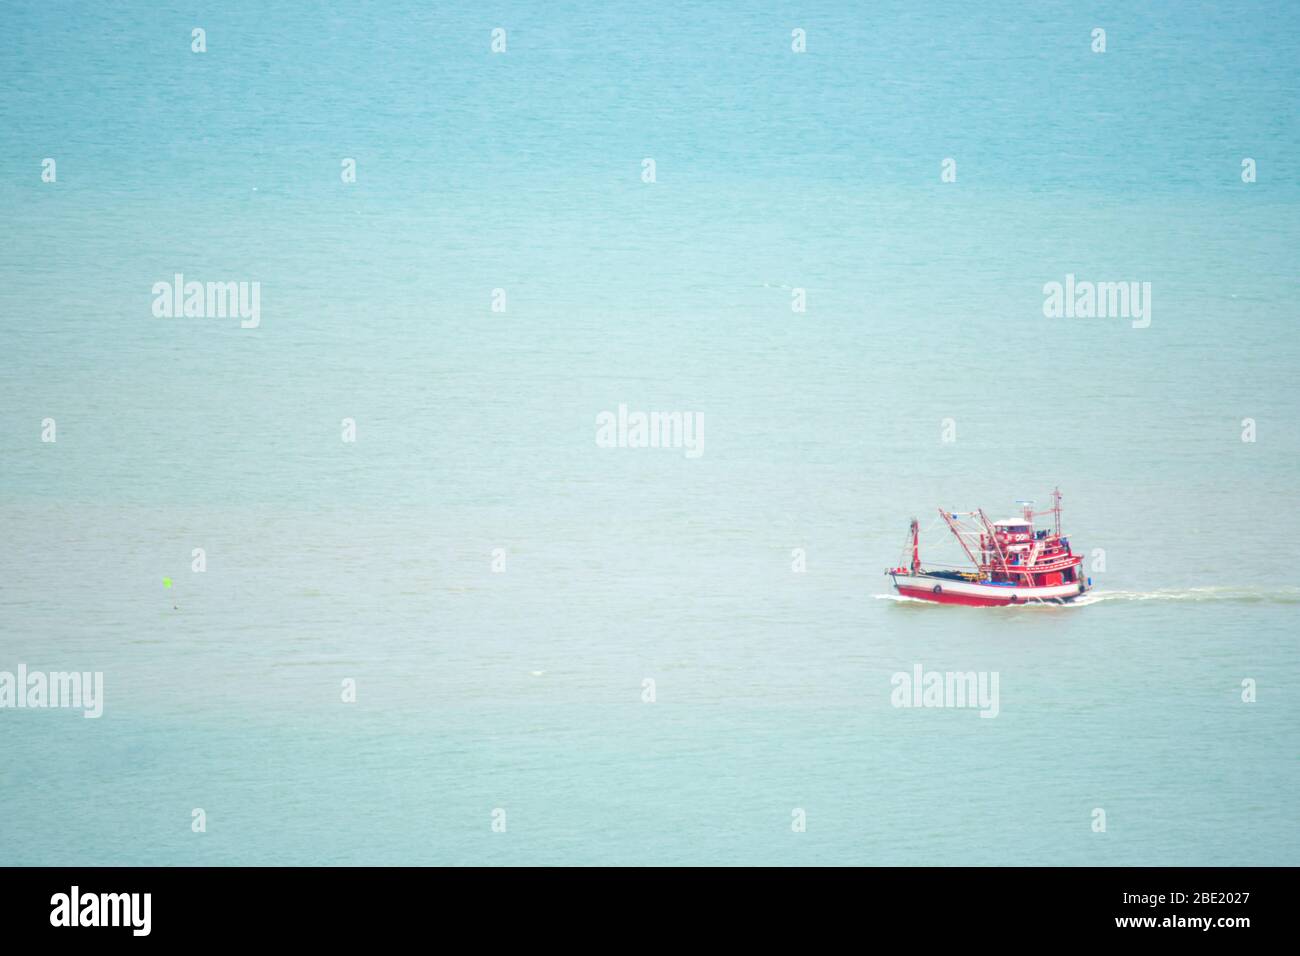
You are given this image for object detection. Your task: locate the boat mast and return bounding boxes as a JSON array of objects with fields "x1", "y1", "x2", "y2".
[
  {"x1": 910, "y1": 518, "x2": 921, "y2": 572},
  {"x1": 1052, "y1": 486, "x2": 1062, "y2": 537},
  {"x1": 975, "y1": 509, "x2": 1014, "y2": 577}
]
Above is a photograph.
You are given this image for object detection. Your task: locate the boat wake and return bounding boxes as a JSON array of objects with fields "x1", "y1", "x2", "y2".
[
  {"x1": 1072, "y1": 586, "x2": 1300, "y2": 606},
  {"x1": 877, "y1": 587, "x2": 1300, "y2": 607}
]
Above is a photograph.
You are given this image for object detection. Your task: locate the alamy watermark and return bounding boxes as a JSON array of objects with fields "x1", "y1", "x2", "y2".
[
  {"x1": 152, "y1": 274, "x2": 261, "y2": 328},
  {"x1": 595, "y1": 404, "x2": 704, "y2": 458},
  {"x1": 50, "y1": 886, "x2": 150, "y2": 936},
  {"x1": 0, "y1": 665, "x2": 103, "y2": 718},
  {"x1": 891, "y1": 664, "x2": 999, "y2": 718},
  {"x1": 1042, "y1": 274, "x2": 1151, "y2": 328}
]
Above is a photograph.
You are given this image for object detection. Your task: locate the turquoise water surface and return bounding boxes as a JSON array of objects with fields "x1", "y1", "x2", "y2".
[{"x1": 1, "y1": 1, "x2": 1298, "y2": 865}]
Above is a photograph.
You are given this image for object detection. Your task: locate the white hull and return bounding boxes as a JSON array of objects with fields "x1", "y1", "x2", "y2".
[{"x1": 892, "y1": 573, "x2": 1088, "y2": 605}]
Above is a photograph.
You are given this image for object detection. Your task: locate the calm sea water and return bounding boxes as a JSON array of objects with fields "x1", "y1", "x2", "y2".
[{"x1": 2, "y1": 2, "x2": 1298, "y2": 865}]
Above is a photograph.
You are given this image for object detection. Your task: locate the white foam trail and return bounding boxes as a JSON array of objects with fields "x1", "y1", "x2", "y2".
[{"x1": 1076, "y1": 587, "x2": 1300, "y2": 605}]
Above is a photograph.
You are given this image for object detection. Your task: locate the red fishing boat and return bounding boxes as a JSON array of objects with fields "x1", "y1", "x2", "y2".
[{"x1": 887, "y1": 488, "x2": 1092, "y2": 606}]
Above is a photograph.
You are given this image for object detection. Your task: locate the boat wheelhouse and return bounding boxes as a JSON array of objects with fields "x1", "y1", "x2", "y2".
[{"x1": 886, "y1": 488, "x2": 1092, "y2": 606}]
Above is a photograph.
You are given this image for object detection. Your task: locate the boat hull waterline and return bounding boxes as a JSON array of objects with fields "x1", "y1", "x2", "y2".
[{"x1": 890, "y1": 572, "x2": 1087, "y2": 606}]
